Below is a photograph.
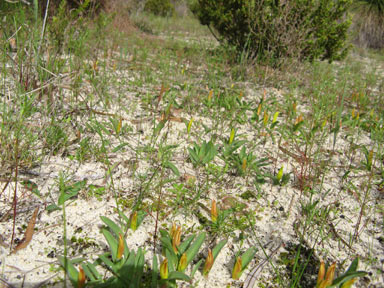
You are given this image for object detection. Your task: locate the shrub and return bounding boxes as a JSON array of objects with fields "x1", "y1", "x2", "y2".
[
  {"x1": 144, "y1": 0, "x2": 175, "y2": 17},
  {"x1": 191, "y1": 0, "x2": 352, "y2": 65}
]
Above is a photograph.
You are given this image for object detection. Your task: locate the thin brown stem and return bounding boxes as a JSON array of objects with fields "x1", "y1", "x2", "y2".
[{"x1": 10, "y1": 137, "x2": 19, "y2": 252}]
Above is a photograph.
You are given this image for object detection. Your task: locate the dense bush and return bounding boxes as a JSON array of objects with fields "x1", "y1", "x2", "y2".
[
  {"x1": 191, "y1": 0, "x2": 352, "y2": 65},
  {"x1": 144, "y1": 0, "x2": 175, "y2": 16}
]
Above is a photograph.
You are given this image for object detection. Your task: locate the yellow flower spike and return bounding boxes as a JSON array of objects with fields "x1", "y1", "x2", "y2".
[
  {"x1": 187, "y1": 118, "x2": 194, "y2": 134},
  {"x1": 277, "y1": 166, "x2": 284, "y2": 182},
  {"x1": 170, "y1": 223, "x2": 177, "y2": 238},
  {"x1": 203, "y1": 249, "x2": 214, "y2": 277},
  {"x1": 317, "y1": 261, "x2": 325, "y2": 286},
  {"x1": 352, "y1": 108, "x2": 355, "y2": 118},
  {"x1": 272, "y1": 112, "x2": 279, "y2": 123},
  {"x1": 130, "y1": 211, "x2": 137, "y2": 231},
  {"x1": 211, "y1": 200, "x2": 218, "y2": 223},
  {"x1": 257, "y1": 103, "x2": 262, "y2": 116},
  {"x1": 356, "y1": 111, "x2": 359, "y2": 121},
  {"x1": 160, "y1": 259, "x2": 169, "y2": 279},
  {"x1": 242, "y1": 158, "x2": 247, "y2": 173},
  {"x1": 172, "y1": 226, "x2": 181, "y2": 254},
  {"x1": 232, "y1": 257, "x2": 242, "y2": 280},
  {"x1": 178, "y1": 253, "x2": 188, "y2": 272},
  {"x1": 116, "y1": 117, "x2": 122, "y2": 134},
  {"x1": 295, "y1": 115, "x2": 303, "y2": 125},
  {"x1": 77, "y1": 266, "x2": 86, "y2": 288},
  {"x1": 368, "y1": 150, "x2": 373, "y2": 168},
  {"x1": 231, "y1": 83, "x2": 234, "y2": 88},
  {"x1": 229, "y1": 128, "x2": 235, "y2": 144},
  {"x1": 322, "y1": 119, "x2": 327, "y2": 129},
  {"x1": 341, "y1": 278, "x2": 356, "y2": 288},
  {"x1": 181, "y1": 68, "x2": 184, "y2": 75},
  {"x1": 208, "y1": 90, "x2": 213, "y2": 102},
  {"x1": 92, "y1": 60, "x2": 98, "y2": 72},
  {"x1": 324, "y1": 263, "x2": 336, "y2": 286},
  {"x1": 263, "y1": 111, "x2": 269, "y2": 126},
  {"x1": 117, "y1": 234, "x2": 125, "y2": 260},
  {"x1": 370, "y1": 109, "x2": 374, "y2": 118}
]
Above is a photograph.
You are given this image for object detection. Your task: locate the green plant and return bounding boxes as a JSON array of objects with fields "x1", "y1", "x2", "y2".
[
  {"x1": 229, "y1": 146, "x2": 269, "y2": 176},
  {"x1": 188, "y1": 140, "x2": 218, "y2": 167},
  {"x1": 44, "y1": 123, "x2": 68, "y2": 155},
  {"x1": 192, "y1": 0, "x2": 352, "y2": 65},
  {"x1": 59, "y1": 215, "x2": 147, "y2": 288},
  {"x1": 144, "y1": 0, "x2": 175, "y2": 17},
  {"x1": 159, "y1": 225, "x2": 205, "y2": 272},
  {"x1": 268, "y1": 165, "x2": 291, "y2": 186},
  {"x1": 360, "y1": 146, "x2": 373, "y2": 171},
  {"x1": 202, "y1": 239, "x2": 227, "y2": 277},
  {"x1": 316, "y1": 258, "x2": 367, "y2": 288},
  {"x1": 231, "y1": 246, "x2": 257, "y2": 280}
]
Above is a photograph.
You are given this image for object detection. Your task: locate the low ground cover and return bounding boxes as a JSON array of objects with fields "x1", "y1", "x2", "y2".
[{"x1": 0, "y1": 3, "x2": 383, "y2": 288}]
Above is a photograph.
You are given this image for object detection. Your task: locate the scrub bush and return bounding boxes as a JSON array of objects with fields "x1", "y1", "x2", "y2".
[
  {"x1": 191, "y1": 0, "x2": 352, "y2": 65},
  {"x1": 144, "y1": 0, "x2": 175, "y2": 16}
]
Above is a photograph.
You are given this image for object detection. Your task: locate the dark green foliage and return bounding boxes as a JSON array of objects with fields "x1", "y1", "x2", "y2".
[
  {"x1": 144, "y1": 0, "x2": 175, "y2": 17},
  {"x1": 192, "y1": 0, "x2": 352, "y2": 65}
]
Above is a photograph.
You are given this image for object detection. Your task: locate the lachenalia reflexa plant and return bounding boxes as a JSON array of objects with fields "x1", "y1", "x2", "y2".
[{"x1": 316, "y1": 258, "x2": 367, "y2": 288}]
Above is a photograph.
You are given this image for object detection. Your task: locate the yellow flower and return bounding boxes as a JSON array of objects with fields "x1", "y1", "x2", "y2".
[
  {"x1": 211, "y1": 200, "x2": 218, "y2": 223},
  {"x1": 232, "y1": 257, "x2": 242, "y2": 280},
  {"x1": 172, "y1": 226, "x2": 181, "y2": 254},
  {"x1": 203, "y1": 249, "x2": 214, "y2": 277},
  {"x1": 160, "y1": 259, "x2": 168, "y2": 279},
  {"x1": 178, "y1": 253, "x2": 187, "y2": 272},
  {"x1": 77, "y1": 266, "x2": 86, "y2": 288},
  {"x1": 130, "y1": 211, "x2": 137, "y2": 231},
  {"x1": 117, "y1": 234, "x2": 125, "y2": 260}
]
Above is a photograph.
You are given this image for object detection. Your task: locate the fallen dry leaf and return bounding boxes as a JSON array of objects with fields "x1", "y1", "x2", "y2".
[{"x1": 11, "y1": 207, "x2": 39, "y2": 254}]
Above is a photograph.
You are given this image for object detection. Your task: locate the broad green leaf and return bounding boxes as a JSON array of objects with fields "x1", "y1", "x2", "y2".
[
  {"x1": 112, "y1": 143, "x2": 129, "y2": 153},
  {"x1": 178, "y1": 235, "x2": 195, "y2": 255},
  {"x1": 133, "y1": 248, "x2": 145, "y2": 286},
  {"x1": 185, "y1": 232, "x2": 206, "y2": 265},
  {"x1": 98, "y1": 254, "x2": 116, "y2": 272},
  {"x1": 212, "y1": 239, "x2": 227, "y2": 260},
  {"x1": 164, "y1": 161, "x2": 180, "y2": 177},
  {"x1": 168, "y1": 271, "x2": 191, "y2": 282},
  {"x1": 240, "y1": 247, "x2": 257, "y2": 271},
  {"x1": 100, "y1": 216, "x2": 123, "y2": 238},
  {"x1": 151, "y1": 254, "x2": 158, "y2": 288},
  {"x1": 46, "y1": 204, "x2": 60, "y2": 212},
  {"x1": 82, "y1": 261, "x2": 101, "y2": 281},
  {"x1": 191, "y1": 259, "x2": 203, "y2": 278},
  {"x1": 57, "y1": 256, "x2": 78, "y2": 285},
  {"x1": 102, "y1": 229, "x2": 118, "y2": 262},
  {"x1": 329, "y1": 271, "x2": 367, "y2": 287},
  {"x1": 166, "y1": 248, "x2": 176, "y2": 272}
]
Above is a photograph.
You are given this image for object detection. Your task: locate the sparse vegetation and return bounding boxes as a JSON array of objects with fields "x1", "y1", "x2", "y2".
[{"x1": 0, "y1": 1, "x2": 382, "y2": 288}]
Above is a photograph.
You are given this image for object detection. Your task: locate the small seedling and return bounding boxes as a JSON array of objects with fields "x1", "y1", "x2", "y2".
[{"x1": 232, "y1": 247, "x2": 257, "y2": 280}]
